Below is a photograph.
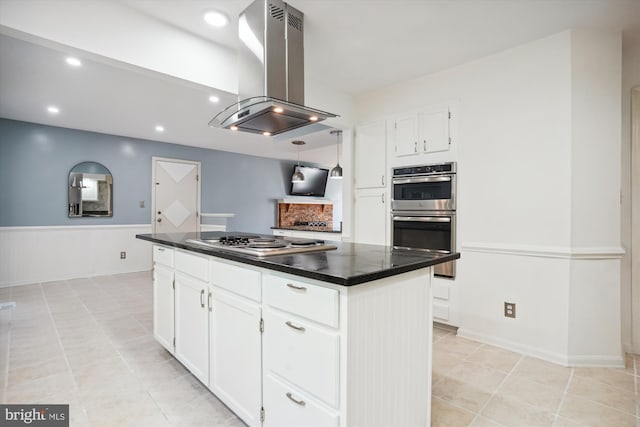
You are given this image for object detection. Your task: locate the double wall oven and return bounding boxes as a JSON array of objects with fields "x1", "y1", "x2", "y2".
[{"x1": 391, "y1": 162, "x2": 457, "y2": 278}]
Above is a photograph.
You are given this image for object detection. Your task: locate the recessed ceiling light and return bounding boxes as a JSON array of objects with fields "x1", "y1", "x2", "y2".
[
  {"x1": 155, "y1": 125, "x2": 165, "y2": 132},
  {"x1": 209, "y1": 95, "x2": 220, "y2": 103},
  {"x1": 47, "y1": 106, "x2": 59, "y2": 114},
  {"x1": 65, "y1": 57, "x2": 82, "y2": 67},
  {"x1": 204, "y1": 10, "x2": 228, "y2": 27}
]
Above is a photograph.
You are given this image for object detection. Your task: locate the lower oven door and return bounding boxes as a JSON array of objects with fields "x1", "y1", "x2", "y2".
[{"x1": 392, "y1": 212, "x2": 456, "y2": 278}]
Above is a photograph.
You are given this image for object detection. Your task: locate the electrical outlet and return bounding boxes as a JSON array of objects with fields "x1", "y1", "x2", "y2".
[
  {"x1": 120, "y1": 251, "x2": 126, "y2": 259},
  {"x1": 504, "y1": 302, "x2": 516, "y2": 318}
]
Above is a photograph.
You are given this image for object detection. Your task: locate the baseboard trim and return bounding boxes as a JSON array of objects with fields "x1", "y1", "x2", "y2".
[{"x1": 457, "y1": 327, "x2": 624, "y2": 368}]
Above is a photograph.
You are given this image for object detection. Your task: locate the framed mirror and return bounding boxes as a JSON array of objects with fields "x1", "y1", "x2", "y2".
[{"x1": 68, "y1": 161, "x2": 113, "y2": 217}]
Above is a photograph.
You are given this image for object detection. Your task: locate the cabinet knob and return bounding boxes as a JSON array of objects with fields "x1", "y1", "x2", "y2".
[{"x1": 157, "y1": 218, "x2": 162, "y2": 222}]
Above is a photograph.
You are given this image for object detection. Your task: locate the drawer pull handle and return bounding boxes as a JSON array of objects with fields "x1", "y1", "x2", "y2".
[
  {"x1": 286, "y1": 392, "x2": 306, "y2": 406},
  {"x1": 200, "y1": 289, "x2": 205, "y2": 308},
  {"x1": 285, "y1": 321, "x2": 306, "y2": 332},
  {"x1": 157, "y1": 247, "x2": 165, "y2": 252},
  {"x1": 286, "y1": 283, "x2": 307, "y2": 291}
]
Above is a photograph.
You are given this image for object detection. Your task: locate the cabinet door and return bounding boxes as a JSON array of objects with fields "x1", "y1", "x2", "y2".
[
  {"x1": 354, "y1": 188, "x2": 387, "y2": 245},
  {"x1": 153, "y1": 263, "x2": 174, "y2": 353},
  {"x1": 209, "y1": 289, "x2": 262, "y2": 427},
  {"x1": 421, "y1": 107, "x2": 450, "y2": 153},
  {"x1": 394, "y1": 112, "x2": 419, "y2": 157},
  {"x1": 174, "y1": 272, "x2": 209, "y2": 384},
  {"x1": 354, "y1": 120, "x2": 386, "y2": 189}
]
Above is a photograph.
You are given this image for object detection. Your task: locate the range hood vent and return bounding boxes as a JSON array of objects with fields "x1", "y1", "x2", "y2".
[{"x1": 209, "y1": 0, "x2": 337, "y2": 136}]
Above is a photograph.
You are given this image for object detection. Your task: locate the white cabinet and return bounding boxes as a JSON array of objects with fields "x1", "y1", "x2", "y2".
[
  {"x1": 174, "y1": 250, "x2": 210, "y2": 385},
  {"x1": 354, "y1": 188, "x2": 388, "y2": 245},
  {"x1": 354, "y1": 120, "x2": 387, "y2": 189},
  {"x1": 153, "y1": 263, "x2": 174, "y2": 353},
  {"x1": 392, "y1": 105, "x2": 451, "y2": 157},
  {"x1": 209, "y1": 258, "x2": 263, "y2": 426},
  {"x1": 174, "y1": 271, "x2": 209, "y2": 384},
  {"x1": 209, "y1": 288, "x2": 262, "y2": 426},
  {"x1": 153, "y1": 245, "x2": 175, "y2": 354},
  {"x1": 263, "y1": 273, "x2": 341, "y2": 425}
]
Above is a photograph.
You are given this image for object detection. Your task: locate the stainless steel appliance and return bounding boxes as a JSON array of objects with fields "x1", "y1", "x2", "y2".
[
  {"x1": 391, "y1": 162, "x2": 457, "y2": 278},
  {"x1": 391, "y1": 211, "x2": 456, "y2": 277},
  {"x1": 186, "y1": 235, "x2": 337, "y2": 257},
  {"x1": 209, "y1": 0, "x2": 337, "y2": 136},
  {"x1": 391, "y1": 162, "x2": 456, "y2": 211}
]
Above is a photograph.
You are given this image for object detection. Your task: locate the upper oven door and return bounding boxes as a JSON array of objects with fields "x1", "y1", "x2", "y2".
[{"x1": 391, "y1": 174, "x2": 456, "y2": 211}]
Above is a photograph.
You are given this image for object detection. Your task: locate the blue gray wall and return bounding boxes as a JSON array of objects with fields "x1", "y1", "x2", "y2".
[{"x1": 0, "y1": 118, "x2": 297, "y2": 234}]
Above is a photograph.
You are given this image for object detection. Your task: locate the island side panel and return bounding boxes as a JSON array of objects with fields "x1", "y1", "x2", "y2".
[{"x1": 343, "y1": 267, "x2": 433, "y2": 427}]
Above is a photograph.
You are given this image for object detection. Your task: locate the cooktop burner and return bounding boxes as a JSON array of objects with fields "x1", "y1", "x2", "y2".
[{"x1": 185, "y1": 235, "x2": 337, "y2": 257}]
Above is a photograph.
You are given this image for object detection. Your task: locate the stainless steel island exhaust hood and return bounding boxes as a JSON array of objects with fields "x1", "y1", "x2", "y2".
[{"x1": 209, "y1": 0, "x2": 337, "y2": 136}]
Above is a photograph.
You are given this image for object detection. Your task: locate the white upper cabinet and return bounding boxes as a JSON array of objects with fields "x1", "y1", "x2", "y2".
[
  {"x1": 392, "y1": 104, "x2": 451, "y2": 158},
  {"x1": 354, "y1": 120, "x2": 387, "y2": 189}
]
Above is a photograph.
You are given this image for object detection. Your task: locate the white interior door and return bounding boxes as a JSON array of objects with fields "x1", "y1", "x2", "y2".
[{"x1": 153, "y1": 157, "x2": 200, "y2": 234}]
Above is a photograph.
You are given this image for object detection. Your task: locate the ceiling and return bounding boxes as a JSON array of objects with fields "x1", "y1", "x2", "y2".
[{"x1": 1, "y1": 0, "x2": 639, "y2": 163}]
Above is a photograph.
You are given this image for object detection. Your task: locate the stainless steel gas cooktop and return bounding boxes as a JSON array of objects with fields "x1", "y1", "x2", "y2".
[{"x1": 185, "y1": 235, "x2": 337, "y2": 257}]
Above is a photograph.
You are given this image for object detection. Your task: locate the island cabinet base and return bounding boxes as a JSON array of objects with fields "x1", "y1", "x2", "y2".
[{"x1": 152, "y1": 245, "x2": 434, "y2": 427}]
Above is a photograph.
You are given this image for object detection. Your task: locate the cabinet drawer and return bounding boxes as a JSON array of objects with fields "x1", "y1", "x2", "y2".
[
  {"x1": 432, "y1": 281, "x2": 450, "y2": 300},
  {"x1": 263, "y1": 374, "x2": 339, "y2": 427},
  {"x1": 175, "y1": 250, "x2": 209, "y2": 282},
  {"x1": 263, "y1": 274, "x2": 338, "y2": 328},
  {"x1": 153, "y1": 245, "x2": 174, "y2": 267},
  {"x1": 264, "y1": 310, "x2": 339, "y2": 408},
  {"x1": 210, "y1": 259, "x2": 261, "y2": 302},
  {"x1": 433, "y1": 301, "x2": 449, "y2": 321}
]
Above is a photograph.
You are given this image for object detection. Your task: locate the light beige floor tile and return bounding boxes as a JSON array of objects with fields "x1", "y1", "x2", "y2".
[
  {"x1": 447, "y1": 361, "x2": 508, "y2": 393},
  {"x1": 558, "y1": 394, "x2": 638, "y2": 426},
  {"x1": 7, "y1": 355, "x2": 70, "y2": 388},
  {"x1": 431, "y1": 397, "x2": 475, "y2": 426},
  {"x1": 573, "y1": 366, "x2": 635, "y2": 392},
  {"x1": 469, "y1": 415, "x2": 506, "y2": 427},
  {"x1": 436, "y1": 335, "x2": 484, "y2": 359},
  {"x1": 566, "y1": 375, "x2": 636, "y2": 415},
  {"x1": 481, "y1": 394, "x2": 555, "y2": 426},
  {"x1": 466, "y1": 345, "x2": 522, "y2": 373},
  {"x1": 5, "y1": 371, "x2": 76, "y2": 403},
  {"x1": 496, "y1": 375, "x2": 565, "y2": 413},
  {"x1": 433, "y1": 349, "x2": 466, "y2": 377},
  {"x1": 510, "y1": 356, "x2": 571, "y2": 389},
  {"x1": 433, "y1": 375, "x2": 494, "y2": 412},
  {"x1": 551, "y1": 416, "x2": 585, "y2": 427}
]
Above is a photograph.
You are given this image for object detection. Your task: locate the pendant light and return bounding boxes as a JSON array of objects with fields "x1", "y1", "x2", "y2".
[
  {"x1": 329, "y1": 130, "x2": 343, "y2": 179},
  {"x1": 291, "y1": 140, "x2": 306, "y2": 182}
]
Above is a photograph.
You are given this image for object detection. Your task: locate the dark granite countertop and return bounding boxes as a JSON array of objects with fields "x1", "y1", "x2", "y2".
[
  {"x1": 136, "y1": 231, "x2": 460, "y2": 287},
  {"x1": 271, "y1": 226, "x2": 342, "y2": 233}
]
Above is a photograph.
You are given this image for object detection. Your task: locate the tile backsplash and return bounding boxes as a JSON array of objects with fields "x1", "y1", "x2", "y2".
[{"x1": 278, "y1": 202, "x2": 333, "y2": 228}]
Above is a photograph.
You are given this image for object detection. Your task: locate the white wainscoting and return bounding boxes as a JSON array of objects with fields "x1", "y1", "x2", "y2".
[
  {"x1": 0, "y1": 225, "x2": 153, "y2": 287},
  {"x1": 456, "y1": 242, "x2": 625, "y2": 367}
]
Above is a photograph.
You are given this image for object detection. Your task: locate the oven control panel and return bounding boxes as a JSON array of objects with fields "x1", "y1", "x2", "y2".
[{"x1": 393, "y1": 162, "x2": 456, "y2": 177}]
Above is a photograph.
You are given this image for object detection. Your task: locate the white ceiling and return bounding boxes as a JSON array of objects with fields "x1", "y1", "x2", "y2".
[{"x1": 1, "y1": 0, "x2": 639, "y2": 163}]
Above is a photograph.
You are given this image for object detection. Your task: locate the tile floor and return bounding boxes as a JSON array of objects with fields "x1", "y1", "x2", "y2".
[{"x1": 0, "y1": 272, "x2": 637, "y2": 426}]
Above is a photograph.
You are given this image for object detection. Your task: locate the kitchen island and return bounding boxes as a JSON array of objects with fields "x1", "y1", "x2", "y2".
[{"x1": 137, "y1": 231, "x2": 460, "y2": 427}]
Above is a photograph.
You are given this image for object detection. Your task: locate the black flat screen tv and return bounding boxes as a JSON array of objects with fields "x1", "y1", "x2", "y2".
[{"x1": 289, "y1": 166, "x2": 329, "y2": 197}]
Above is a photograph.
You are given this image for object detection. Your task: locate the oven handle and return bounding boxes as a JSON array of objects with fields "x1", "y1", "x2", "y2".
[
  {"x1": 393, "y1": 216, "x2": 451, "y2": 223},
  {"x1": 392, "y1": 176, "x2": 452, "y2": 185}
]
